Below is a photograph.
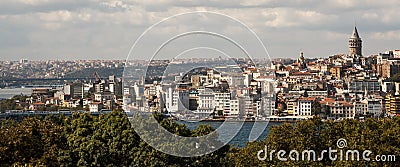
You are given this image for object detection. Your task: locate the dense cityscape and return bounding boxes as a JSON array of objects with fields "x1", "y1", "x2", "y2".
[
  {"x1": 3, "y1": 0, "x2": 400, "y2": 165},
  {"x1": 1, "y1": 26, "x2": 400, "y2": 121},
  {"x1": 1, "y1": 26, "x2": 400, "y2": 166}
]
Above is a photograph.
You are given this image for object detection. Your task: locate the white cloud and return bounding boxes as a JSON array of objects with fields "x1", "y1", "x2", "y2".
[
  {"x1": 326, "y1": 31, "x2": 348, "y2": 40},
  {"x1": 38, "y1": 10, "x2": 72, "y2": 22},
  {"x1": 0, "y1": 0, "x2": 400, "y2": 60},
  {"x1": 362, "y1": 12, "x2": 379, "y2": 20},
  {"x1": 262, "y1": 8, "x2": 338, "y2": 28},
  {"x1": 19, "y1": 0, "x2": 50, "y2": 5},
  {"x1": 370, "y1": 31, "x2": 400, "y2": 40}
]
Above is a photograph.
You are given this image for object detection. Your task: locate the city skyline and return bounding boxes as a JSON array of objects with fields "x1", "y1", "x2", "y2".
[{"x1": 1, "y1": 1, "x2": 400, "y2": 61}]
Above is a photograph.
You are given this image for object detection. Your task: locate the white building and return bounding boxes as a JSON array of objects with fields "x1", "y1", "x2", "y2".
[
  {"x1": 123, "y1": 95, "x2": 131, "y2": 111},
  {"x1": 63, "y1": 84, "x2": 73, "y2": 96},
  {"x1": 253, "y1": 101, "x2": 262, "y2": 117},
  {"x1": 133, "y1": 84, "x2": 146, "y2": 111},
  {"x1": 196, "y1": 89, "x2": 215, "y2": 116},
  {"x1": 354, "y1": 101, "x2": 367, "y2": 116},
  {"x1": 243, "y1": 73, "x2": 253, "y2": 87},
  {"x1": 227, "y1": 75, "x2": 245, "y2": 87},
  {"x1": 362, "y1": 98, "x2": 382, "y2": 117},
  {"x1": 214, "y1": 92, "x2": 231, "y2": 115},
  {"x1": 94, "y1": 92, "x2": 113, "y2": 102},
  {"x1": 298, "y1": 97, "x2": 315, "y2": 116},
  {"x1": 89, "y1": 103, "x2": 103, "y2": 112},
  {"x1": 229, "y1": 99, "x2": 240, "y2": 117},
  {"x1": 325, "y1": 101, "x2": 355, "y2": 119},
  {"x1": 288, "y1": 91, "x2": 328, "y2": 98},
  {"x1": 165, "y1": 87, "x2": 189, "y2": 113},
  {"x1": 239, "y1": 95, "x2": 254, "y2": 117}
]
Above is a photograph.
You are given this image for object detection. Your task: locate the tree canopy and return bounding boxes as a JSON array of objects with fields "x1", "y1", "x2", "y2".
[{"x1": 0, "y1": 112, "x2": 399, "y2": 166}]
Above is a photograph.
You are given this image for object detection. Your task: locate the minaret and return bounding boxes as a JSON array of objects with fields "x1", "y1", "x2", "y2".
[
  {"x1": 349, "y1": 25, "x2": 362, "y2": 56},
  {"x1": 298, "y1": 51, "x2": 307, "y2": 70}
]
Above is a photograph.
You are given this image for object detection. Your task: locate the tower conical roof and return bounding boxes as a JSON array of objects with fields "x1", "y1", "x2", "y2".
[{"x1": 351, "y1": 26, "x2": 360, "y2": 39}]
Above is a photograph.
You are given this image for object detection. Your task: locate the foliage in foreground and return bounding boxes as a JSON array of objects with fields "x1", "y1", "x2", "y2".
[
  {"x1": 230, "y1": 117, "x2": 400, "y2": 167},
  {"x1": 0, "y1": 112, "x2": 229, "y2": 166},
  {"x1": 0, "y1": 112, "x2": 399, "y2": 167}
]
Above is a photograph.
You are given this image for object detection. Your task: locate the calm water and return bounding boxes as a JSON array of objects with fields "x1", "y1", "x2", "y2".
[
  {"x1": 0, "y1": 88, "x2": 32, "y2": 99},
  {"x1": 177, "y1": 121, "x2": 282, "y2": 148}
]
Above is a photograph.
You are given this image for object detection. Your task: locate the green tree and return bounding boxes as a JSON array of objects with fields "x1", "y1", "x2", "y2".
[
  {"x1": 0, "y1": 99, "x2": 17, "y2": 111},
  {"x1": 58, "y1": 111, "x2": 140, "y2": 166},
  {"x1": 0, "y1": 116, "x2": 66, "y2": 166},
  {"x1": 232, "y1": 117, "x2": 400, "y2": 166},
  {"x1": 132, "y1": 113, "x2": 231, "y2": 166}
]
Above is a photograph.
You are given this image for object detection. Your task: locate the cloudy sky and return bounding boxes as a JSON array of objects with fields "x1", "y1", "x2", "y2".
[{"x1": 1, "y1": 0, "x2": 400, "y2": 61}]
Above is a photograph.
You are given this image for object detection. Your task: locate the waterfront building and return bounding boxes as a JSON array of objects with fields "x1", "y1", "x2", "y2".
[
  {"x1": 89, "y1": 102, "x2": 103, "y2": 112},
  {"x1": 214, "y1": 92, "x2": 231, "y2": 116},
  {"x1": 165, "y1": 87, "x2": 189, "y2": 113},
  {"x1": 196, "y1": 89, "x2": 215, "y2": 117},
  {"x1": 298, "y1": 97, "x2": 315, "y2": 116},
  {"x1": 229, "y1": 99, "x2": 240, "y2": 117},
  {"x1": 322, "y1": 99, "x2": 355, "y2": 119},
  {"x1": 287, "y1": 99, "x2": 299, "y2": 116}
]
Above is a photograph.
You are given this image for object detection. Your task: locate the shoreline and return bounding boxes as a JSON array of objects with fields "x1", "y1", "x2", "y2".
[{"x1": 177, "y1": 119, "x2": 300, "y2": 123}]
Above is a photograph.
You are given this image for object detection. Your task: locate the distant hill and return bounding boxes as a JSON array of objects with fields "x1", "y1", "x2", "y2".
[{"x1": 64, "y1": 67, "x2": 124, "y2": 79}]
